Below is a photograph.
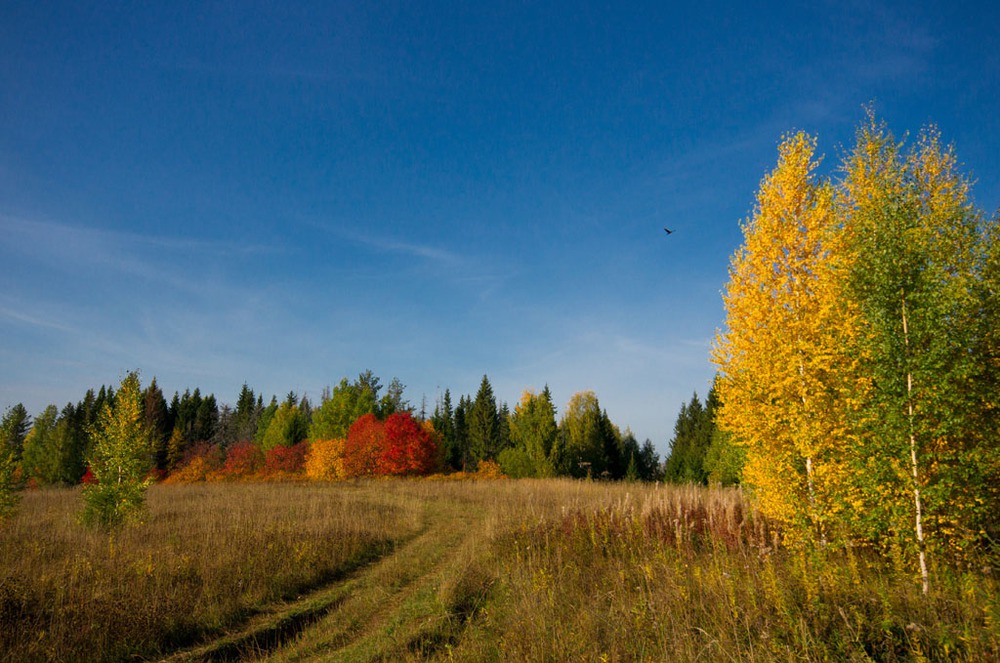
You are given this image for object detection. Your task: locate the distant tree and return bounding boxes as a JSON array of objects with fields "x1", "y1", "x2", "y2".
[
  {"x1": 638, "y1": 439, "x2": 661, "y2": 482},
  {"x1": 468, "y1": 375, "x2": 500, "y2": 465},
  {"x1": 81, "y1": 371, "x2": 153, "y2": 528},
  {"x1": 211, "y1": 405, "x2": 239, "y2": 448},
  {"x1": 506, "y1": 388, "x2": 558, "y2": 478},
  {"x1": 262, "y1": 441, "x2": 309, "y2": 477},
  {"x1": 558, "y1": 391, "x2": 607, "y2": 478},
  {"x1": 703, "y1": 427, "x2": 744, "y2": 486},
  {"x1": 234, "y1": 383, "x2": 260, "y2": 442},
  {"x1": 498, "y1": 402, "x2": 511, "y2": 454},
  {"x1": 309, "y1": 378, "x2": 378, "y2": 441},
  {"x1": 663, "y1": 393, "x2": 715, "y2": 484},
  {"x1": 166, "y1": 427, "x2": 186, "y2": 471},
  {"x1": 260, "y1": 400, "x2": 309, "y2": 451},
  {"x1": 0, "y1": 439, "x2": 16, "y2": 519},
  {"x1": 20, "y1": 405, "x2": 59, "y2": 484},
  {"x1": 0, "y1": 404, "x2": 29, "y2": 517},
  {"x1": 599, "y1": 409, "x2": 623, "y2": 480},
  {"x1": 143, "y1": 378, "x2": 172, "y2": 471},
  {"x1": 49, "y1": 403, "x2": 88, "y2": 484},
  {"x1": 454, "y1": 395, "x2": 471, "y2": 471},
  {"x1": 380, "y1": 412, "x2": 438, "y2": 476},
  {"x1": 193, "y1": 393, "x2": 218, "y2": 442},
  {"x1": 378, "y1": 377, "x2": 411, "y2": 417},
  {"x1": 431, "y1": 389, "x2": 457, "y2": 469},
  {"x1": 255, "y1": 396, "x2": 279, "y2": 444},
  {"x1": 1, "y1": 403, "x2": 31, "y2": 462},
  {"x1": 218, "y1": 440, "x2": 263, "y2": 479}
]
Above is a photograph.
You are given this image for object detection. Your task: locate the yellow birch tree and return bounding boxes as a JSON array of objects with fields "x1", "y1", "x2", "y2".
[{"x1": 713, "y1": 132, "x2": 853, "y2": 543}]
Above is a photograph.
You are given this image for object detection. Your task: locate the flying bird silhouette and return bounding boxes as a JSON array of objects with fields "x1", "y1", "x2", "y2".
[{"x1": 663, "y1": 227, "x2": 673, "y2": 235}]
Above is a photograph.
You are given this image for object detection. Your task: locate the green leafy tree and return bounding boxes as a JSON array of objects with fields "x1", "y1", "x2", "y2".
[
  {"x1": 20, "y1": 405, "x2": 60, "y2": 484},
  {"x1": 254, "y1": 396, "x2": 280, "y2": 445},
  {"x1": 841, "y1": 117, "x2": 993, "y2": 590},
  {"x1": 82, "y1": 371, "x2": 153, "y2": 528},
  {"x1": 558, "y1": 391, "x2": 607, "y2": 478},
  {"x1": 309, "y1": 377, "x2": 378, "y2": 441},
  {"x1": 0, "y1": 441, "x2": 16, "y2": 519},
  {"x1": 50, "y1": 404, "x2": 88, "y2": 484},
  {"x1": 0, "y1": 404, "x2": 28, "y2": 517},
  {"x1": 260, "y1": 399, "x2": 310, "y2": 451},
  {"x1": 703, "y1": 427, "x2": 745, "y2": 486},
  {"x1": 638, "y1": 439, "x2": 661, "y2": 482}
]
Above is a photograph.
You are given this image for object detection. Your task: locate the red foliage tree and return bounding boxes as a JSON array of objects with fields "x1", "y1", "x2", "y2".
[
  {"x1": 342, "y1": 413, "x2": 385, "y2": 478},
  {"x1": 381, "y1": 412, "x2": 438, "y2": 476}
]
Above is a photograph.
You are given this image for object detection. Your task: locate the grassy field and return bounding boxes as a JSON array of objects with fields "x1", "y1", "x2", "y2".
[{"x1": 1, "y1": 480, "x2": 997, "y2": 661}]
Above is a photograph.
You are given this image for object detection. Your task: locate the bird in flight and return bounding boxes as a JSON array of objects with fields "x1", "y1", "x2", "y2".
[{"x1": 663, "y1": 227, "x2": 674, "y2": 235}]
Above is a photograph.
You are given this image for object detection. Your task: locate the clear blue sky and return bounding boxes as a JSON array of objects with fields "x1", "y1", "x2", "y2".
[{"x1": 2, "y1": 1, "x2": 998, "y2": 450}]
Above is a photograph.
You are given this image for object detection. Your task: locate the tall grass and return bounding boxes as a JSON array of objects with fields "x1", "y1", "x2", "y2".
[
  {"x1": 457, "y1": 480, "x2": 1000, "y2": 661},
  {"x1": 0, "y1": 483, "x2": 418, "y2": 662},
  {"x1": 2, "y1": 480, "x2": 997, "y2": 661}
]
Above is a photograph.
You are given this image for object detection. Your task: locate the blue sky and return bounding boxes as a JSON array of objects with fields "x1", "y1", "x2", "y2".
[{"x1": 2, "y1": 1, "x2": 998, "y2": 450}]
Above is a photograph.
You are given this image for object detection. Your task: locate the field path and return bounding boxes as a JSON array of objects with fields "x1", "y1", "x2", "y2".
[{"x1": 159, "y1": 489, "x2": 493, "y2": 662}]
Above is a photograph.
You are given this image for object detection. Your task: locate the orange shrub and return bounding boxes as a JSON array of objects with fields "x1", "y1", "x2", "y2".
[{"x1": 305, "y1": 438, "x2": 346, "y2": 481}]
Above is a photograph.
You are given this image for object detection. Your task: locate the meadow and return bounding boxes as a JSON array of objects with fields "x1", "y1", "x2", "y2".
[{"x1": 1, "y1": 479, "x2": 997, "y2": 661}]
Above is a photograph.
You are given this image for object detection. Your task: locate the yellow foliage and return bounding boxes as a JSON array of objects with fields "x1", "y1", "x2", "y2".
[
  {"x1": 713, "y1": 132, "x2": 856, "y2": 541},
  {"x1": 305, "y1": 438, "x2": 346, "y2": 481}
]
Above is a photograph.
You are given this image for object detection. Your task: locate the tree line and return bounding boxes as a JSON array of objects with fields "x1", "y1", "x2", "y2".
[{"x1": 0, "y1": 370, "x2": 664, "y2": 515}]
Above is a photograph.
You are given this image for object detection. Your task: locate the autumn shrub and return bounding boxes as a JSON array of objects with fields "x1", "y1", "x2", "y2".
[
  {"x1": 261, "y1": 441, "x2": 309, "y2": 479},
  {"x1": 381, "y1": 412, "x2": 438, "y2": 476},
  {"x1": 163, "y1": 442, "x2": 224, "y2": 484},
  {"x1": 213, "y1": 441, "x2": 264, "y2": 480},
  {"x1": 305, "y1": 438, "x2": 346, "y2": 481},
  {"x1": 342, "y1": 413, "x2": 384, "y2": 478}
]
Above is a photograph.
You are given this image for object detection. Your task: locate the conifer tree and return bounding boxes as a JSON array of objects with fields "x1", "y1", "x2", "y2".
[
  {"x1": 1, "y1": 404, "x2": 31, "y2": 462},
  {"x1": 507, "y1": 388, "x2": 558, "y2": 477},
  {"x1": 468, "y1": 375, "x2": 500, "y2": 464}
]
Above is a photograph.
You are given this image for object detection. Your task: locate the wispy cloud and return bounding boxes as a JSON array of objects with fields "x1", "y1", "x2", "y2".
[
  {"x1": 0, "y1": 304, "x2": 77, "y2": 334},
  {"x1": 0, "y1": 214, "x2": 277, "y2": 295}
]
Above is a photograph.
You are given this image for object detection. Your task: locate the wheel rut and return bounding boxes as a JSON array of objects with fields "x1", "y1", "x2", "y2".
[{"x1": 156, "y1": 493, "x2": 490, "y2": 663}]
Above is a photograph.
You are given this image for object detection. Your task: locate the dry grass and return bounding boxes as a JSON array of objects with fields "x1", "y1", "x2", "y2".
[
  {"x1": 455, "y1": 480, "x2": 1000, "y2": 662},
  {"x1": 2, "y1": 480, "x2": 997, "y2": 662},
  {"x1": 0, "y1": 482, "x2": 418, "y2": 662}
]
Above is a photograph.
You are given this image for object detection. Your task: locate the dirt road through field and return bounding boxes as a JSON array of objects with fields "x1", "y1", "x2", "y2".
[{"x1": 160, "y1": 490, "x2": 493, "y2": 662}]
